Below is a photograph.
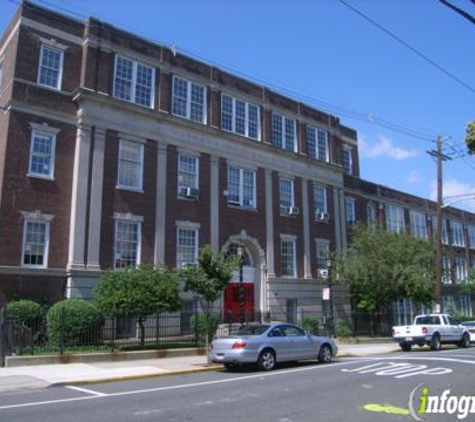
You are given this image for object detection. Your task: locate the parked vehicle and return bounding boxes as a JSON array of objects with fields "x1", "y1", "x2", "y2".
[
  {"x1": 392, "y1": 313, "x2": 471, "y2": 352},
  {"x1": 461, "y1": 321, "x2": 475, "y2": 343},
  {"x1": 208, "y1": 323, "x2": 338, "y2": 371}
]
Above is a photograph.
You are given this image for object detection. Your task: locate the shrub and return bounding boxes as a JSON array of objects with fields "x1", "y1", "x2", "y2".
[
  {"x1": 298, "y1": 316, "x2": 319, "y2": 335},
  {"x1": 335, "y1": 319, "x2": 353, "y2": 338},
  {"x1": 4, "y1": 300, "x2": 43, "y2": 328},
  {"x1": 46, "y1": 300, "x2": 104, "y2": 347},
  {"x1": 191, "y1": 313, "x2": 220, "y2": 345}
]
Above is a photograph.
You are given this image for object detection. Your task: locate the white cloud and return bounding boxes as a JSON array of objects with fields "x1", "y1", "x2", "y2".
[
  {"x1": 430, "y1": 177, "x2": 475, "y2": 211},
  {"x1": 407, "y1": 170, "x2": 422, "y2": 183},
  {"x1": 360, "y1": 136, "x2": 418, "y2": 160}
]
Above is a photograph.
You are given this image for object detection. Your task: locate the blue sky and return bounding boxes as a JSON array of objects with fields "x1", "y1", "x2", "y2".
[{"x1": 1, "y1": 0, "x2": 474, "y2": 210}]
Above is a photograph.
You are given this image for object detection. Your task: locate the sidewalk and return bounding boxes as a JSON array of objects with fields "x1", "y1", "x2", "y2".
[{"x1": 0, "y1": 342, "x2": 399, "y2": 393}]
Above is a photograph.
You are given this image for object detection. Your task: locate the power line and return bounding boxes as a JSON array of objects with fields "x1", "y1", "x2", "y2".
[{"x1": 339, "y1": 0, "x2": 475, "y2": 98}]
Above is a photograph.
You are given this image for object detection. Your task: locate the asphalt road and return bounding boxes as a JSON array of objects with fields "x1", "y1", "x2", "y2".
[{"x1": 1, "y1": 346, "x2": 475, "y2": 422}]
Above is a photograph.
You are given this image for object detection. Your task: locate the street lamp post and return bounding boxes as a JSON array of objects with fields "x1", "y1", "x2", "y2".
[
  {"x1": 237, "y1": 244, "x2": 245, "y2": 327},
  {"x1": 327, "y1": 258, "x2": 334, "y2": 337}
]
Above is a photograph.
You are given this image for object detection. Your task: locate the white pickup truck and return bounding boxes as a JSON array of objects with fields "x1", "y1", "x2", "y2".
[{"x1": 392, "y1": 313, "x2": 471, "y2": 352}]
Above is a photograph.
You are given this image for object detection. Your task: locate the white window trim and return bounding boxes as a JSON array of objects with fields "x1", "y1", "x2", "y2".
[
  {"x1": 176, "y1": 222, "x2": 200, "y2": 268},
  {"x1": 116, "y1": 139, "x2": 144, "y2": 192},
  {"x1": 345, "y1": 197, "x2": 356, "y2": 225},
  {"x1": 21, "y1": 212, "x2": 52, "y2": 268},
  {"x1": 27, "y1": 124, "x2": 60, "y2": 180},
  {"x1": 469, "y1": 225, "x2": 475, "y2": 250},
  {"x1": 37, "y1": 44, "x2": 64, "y2": 91},
  {"x1": 343, "y1": 145, "x2": 353, "y2": 175},
  {"x1": 221, "y1": 93, "x2": 261, "y2": 140},
  {"x1": 227, "y1": 166, "x2": 257, "y2": 209},
  {"x1": 451, "y1": 221, "x2": 465, "y2": 247},
  {"x1": 172, "y1": 75, "x2": 207, "y2": 124},
  {"x1": 367, "y1": 203, "x2": 376, "y2": 226},
  {"x1": 113, "y1": 55, "x2": 156, "y2": 109},
  {"x1": 279, "y1": 177, "x2": 295, "y2": 213},
  {"x1": 313, "y1": 183, "x2": 328, "y2": 214},
  {"x1": 280, "y1": 235, "x2": 297, "y2": 278},
  {"x1": 177, "y1": 153, "x2": 200, "y2": 196},
  {"x1": 410, "y1": 210, "x2": 428, "y2": 240},
  {"x1": 386, "y1": 204, "x2": 405, "y2": 234},
  {"x1": 272, "y1": 113, "x2": 297, "y2": 153},
  {"x1": 113, "y1": 216, "x2": 142, "y2": 269},
  {"x1": 315, "y1": 238, "x2": 330, "y2": 271},
  {"x1": 307, "y1": 125, "x2": 329, "y2": 162}
]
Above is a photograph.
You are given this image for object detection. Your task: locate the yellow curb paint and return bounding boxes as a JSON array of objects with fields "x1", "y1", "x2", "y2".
[{"x1": 363, "y1": 404, "x2": 410, "y2": 416}]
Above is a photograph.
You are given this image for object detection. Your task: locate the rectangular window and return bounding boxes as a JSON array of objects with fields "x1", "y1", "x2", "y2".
[
  {"x1": 28, "y1": 130, "x2": 56, "y2": 179},
  {"x1": 455, "y1": 257, "x2": 467, "y2": 282},
  {"x1": 227, "y1": 167, "x2": 256, "y2": 208},
  {"x1": 442, "y1": 256, "x2": 452, "y2": 284},
  {"x1": 221, "y1": 94, "x2": 260, "y2": 140},
  {"x1": 385, "y1": 204, "x2": 405, "y2": 234},
  {"x1": 22, "y1": 220, "x2": 49, "y2": 267},
  {"x1": 113, "y1": 55, "x2": 155, "y2": 108},
  {"x1": 432, "y1": 217, "x2": 449, "y2": 245},
  {"x1": 410, "y1": 210, "x2": 428, "y2": 240},
  {"x1": 279, "y1": 177, "x2": 294, "y2": 214},
  {"x1": 306, "y1": 125, "x2": 329, "y2": 161},
  {"x1": 316, "y1": 239, "x2": 330, "y2": 271},
  {"x1": 313, "y1": 184, "x2": 327, "y2": 214},
  {"x1": 281, "y1": 238, "x2": 296, "y2": 277},
  {"x1": 177, "y1": 227, "x2": 199, "y2": 268},
  {"x1": 118, "y1": 140, "x2": 144, "y2": 191},
  {"x1": 367, "y1": 204, "x2": 376, "y2": 227},
  {"x1": 451, "y1": 221, "x2": 465, "y2": 247},
  {"x1": 342, "y1": 146, "x2": 353, "y2": 174},
  {"x1": 272, "y1": 113, "x2": 296, "y2": 152},
  {"x1": 468, "y1": 225, "x2": 475, "y2": 249},
  {"x1": 172, "y1": 76, "x2": 206, "y2": 123},
  {"x1": 443, "y1": 295, "x2": 456, "y2": 314},
  {"x1": 345, "y1": 197, "x2": 356, "y2": 225},
  {"x1": 459, "y1": 295, "x2": 473, "y2": 317},
  {"x1": 37, "y1": 44, "x2": 63, "y2": 90},
  {"x1": 114, "y1": 220, "x2": 141, "y2": 268},
  {"x1": 177, "y1": 154, "x2": 199, "y2": 197}
]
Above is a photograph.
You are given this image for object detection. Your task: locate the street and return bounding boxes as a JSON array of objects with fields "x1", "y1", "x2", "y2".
[{"x1": 0, "y1": 347, "x2": 474, "y2": 421}]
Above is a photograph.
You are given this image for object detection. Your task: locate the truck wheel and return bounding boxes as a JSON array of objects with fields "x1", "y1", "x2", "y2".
[
  {"x1": 430, "y1": 334, "x2": 441, "y2": 351},
  {"x1": 401, "y1": 343, "x2": 412, "y2": 352},
  {"x1": 459, "y1": 333, "x2": 470, "y2": 349}
]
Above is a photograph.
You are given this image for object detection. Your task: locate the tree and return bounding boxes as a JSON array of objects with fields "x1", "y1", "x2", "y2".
[
  {"x1": 336, "y1": 225, "x2": 434, "y2": 334},
  {"x1": 180, "y1": 245, "x2": 238, "y2": 351},
  {"x1": 93, "y1": 266, "x2": 181, "y2": 346},
  {"x1": 465, "y1": 121, "x2": 475, "y2": 154},
  {"x1": 460, "y1": 267, "x2": 475, "y2": 295}
]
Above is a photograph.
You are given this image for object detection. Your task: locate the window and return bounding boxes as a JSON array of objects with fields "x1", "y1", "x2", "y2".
[
  {"x1": 281, "y1": 237, "x2": 296, "y2": 277},
  {"x1": 306, "y1": 125, "x2": 329, "y2": 162},
  {"x1": 279, "y1": 178, "x2": 294, "y2": 214},
  {"x1": 345, "y1": 197, "x2": 356, "y2": 225},
  {"x1": 177, "y1": 154, "x2": 199, "y2": 197},
  {"x1": 22, "y1": 219, "x2": 49, "y2": 267},
  {"x1": 114, "y1": 219, "x2": 141, "y2": 268},
  {"x1": 272, "y1": 113, "x2": 296, "y2": 152},
  {"x1": 316, "y1": 239, "x2": 330, "y2": 271},
  {"x1": 468, "y1": 225, "x2": 475, "y2": 249},
  {"x1": 28, "y1": 130, "x2": 56, "y2": 179},
  {"x1": 443, "y1": 296, "x2": 456, "y2": 314},
  {"x1": 37, "y1": 44, "x2": 64, "y2": 90},
  {"x1": 313, "y1": 184, "x2": 327, "y2": 214},
  {"x1": 221, "y1": 94, "x2": 260, "y2": 140},
  {"x1": 172, "y1": 76, "x2": 206, "y2": 123},
  {"x1": 117, "y1": 140, "x2": 144, "y2": 191},
  {"x1": 410, "y1": 211, "x2": 428, "y2": 240},
  {"x1": 113, "y1": 55, "x2": 155, "y2": 108},
  {"x1": 432, "y1": 217, "x2": 449, "y2": 245},
  {"x1": 385, "y1": 204, "x2": 405, "y2": 234},
  {"x1": 393, "y1": 299, "x2": 413, "y2": 326},
  {"x1": 459, "y1": 295, "x2": 472, "y2": 317},
  {"x1": 451, "y1": 221, "x2": 465, "y2": 247},
  {"x1": 367, "y1": 203, "x2": 376, "y2": 227},
  {"x1": 442, "y1": 256, "x2": 452, "y2": 284},
  {"x1": 227, "y1": 167, "x2": 256, "y2": 209},
  {"x1": 455, "y1": 257, "x2": 467, "y2": 282},
  {"x1": 177, "y1": 226, "x2": 199, "y2": 268},
  {"x1": 342, "y1": 146, "x2": 353, "y2": 174}
]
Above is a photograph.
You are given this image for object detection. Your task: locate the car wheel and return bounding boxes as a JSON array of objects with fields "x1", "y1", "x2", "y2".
[
  {"x1": 318, "y1": 344, "x2": 333, "y2": 363},
  {"x1": 430, "y1": 334, "x2": 441, "y2": 351},
  {"x1": 401, "y1": 343, "x2": 412, "y2": 352},
  {"x1": 258, "y1": 349, "x2": 276, "y2": 371},
  {"x1": 459, "y1": 333, "x2": 471, "y2": 349}
]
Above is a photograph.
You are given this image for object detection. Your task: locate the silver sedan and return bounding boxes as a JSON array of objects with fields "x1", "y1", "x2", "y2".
[
  {"x1": 461, "y1": 321, "x2": 475, "y2": 343},
  {"x1": 208, "y1": 323, "x2": 338, "y2": 371}
]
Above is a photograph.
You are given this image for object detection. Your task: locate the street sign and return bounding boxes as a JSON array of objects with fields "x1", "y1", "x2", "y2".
[{"x1": 322, "y1": 287, "x2": 331, "y2": 301}]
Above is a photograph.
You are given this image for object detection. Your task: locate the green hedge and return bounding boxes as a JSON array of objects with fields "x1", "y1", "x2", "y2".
[
  {"x1": 191, "y1": 314, "x2": 220, "y2": 344},
  {"x1": 4, "y1": 300, "x2": 43, "y2": 328},
  {"x1": 46, "y1": 300, "x2": 104, "y2": 347},
  {"x1": 298, "y1": 317, "x2": 319, "y2": 335}
]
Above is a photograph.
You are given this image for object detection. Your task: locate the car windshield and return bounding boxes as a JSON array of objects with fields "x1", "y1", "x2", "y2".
[{"x1": 232, "y1": 325, "x2": 270, "y2": 335}]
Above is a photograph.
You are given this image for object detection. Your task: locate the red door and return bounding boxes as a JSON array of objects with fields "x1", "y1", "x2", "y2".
[{"x1": 224, "y1": 283, "x2": 255, "y2": 321}]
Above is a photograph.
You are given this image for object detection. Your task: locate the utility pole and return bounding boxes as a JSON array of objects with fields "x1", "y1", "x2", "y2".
[{"x1": 428, "y1": 136, "x2": 451, "y2": 313}]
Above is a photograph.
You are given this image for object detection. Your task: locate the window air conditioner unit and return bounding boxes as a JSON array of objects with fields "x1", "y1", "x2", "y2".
[
  {"x1": 318, "y1": 269, "x2": 329, "y2": 279},
  {"x1": 315, "y1": 212, "x2": 330, "y2": 222},
  {"x1": 288, "y1": 206, "x2": 300, "y2": 216},
  {"x1": 185, "y1": 187, "x2": 200, "y2": 199}
]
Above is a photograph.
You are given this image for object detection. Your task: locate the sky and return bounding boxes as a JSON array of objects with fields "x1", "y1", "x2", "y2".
[{"x1": 1, "y1": 0, "x2": 474, "y2": 210}]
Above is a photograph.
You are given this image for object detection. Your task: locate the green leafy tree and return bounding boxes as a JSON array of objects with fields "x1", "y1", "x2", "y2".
[
  {"x1": 465, "y1": 121, "x2": 475, "y2": 154},
  {"x1": 93, "y1": 266, "x2": 181, "y2": 346},
  {"x1": 336, "y1": 225, "x2": 434, "y2": 334},
  {"x1": 460, "y1": 268, "x2": 475, "y2": 295},
  {"x1": 180, "y1": 245, "x2": 238, "y2": 350}
]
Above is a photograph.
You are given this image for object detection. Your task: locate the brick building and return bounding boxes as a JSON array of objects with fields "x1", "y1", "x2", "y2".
[{"x1": 0, "y1": 2, "x2": 472, "y2": 323}]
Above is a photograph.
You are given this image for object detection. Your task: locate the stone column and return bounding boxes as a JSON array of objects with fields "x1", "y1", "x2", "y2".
[
  {"x1": 302, "y1": 178, "x2": 312, "y2": 279},
  {"x1": 333, "y1": 187, "x2": 342, "y2": 253},
  {"x1": 265, "y1": 169, "x2": 275, "y2": 278},
  {"x1": 210, "y1": 155, "x2": 220, "y2": 250},
  {"x1": 154, "y1": 142, "x2": 168, "y2": 265}
]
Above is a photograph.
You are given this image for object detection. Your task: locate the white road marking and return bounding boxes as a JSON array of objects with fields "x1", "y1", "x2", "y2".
[
  {"x1": 0, "y1": 360, "x2": 370, "y2": 411},
  {"x1": 65, "y1": 386, "x2": 107, "y2": 397}
]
